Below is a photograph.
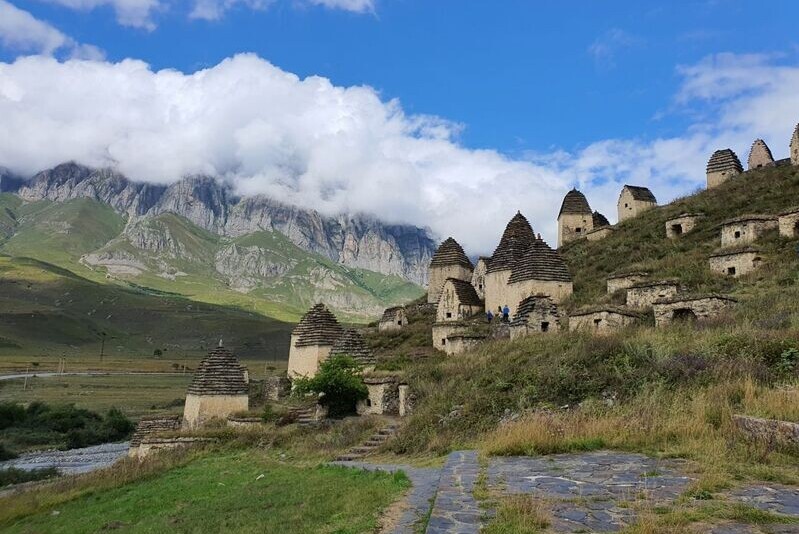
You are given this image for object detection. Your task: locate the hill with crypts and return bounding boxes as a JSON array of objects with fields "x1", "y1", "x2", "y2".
[{"x1": 0, "y1": 162, "x2": 430, "y2": 324}]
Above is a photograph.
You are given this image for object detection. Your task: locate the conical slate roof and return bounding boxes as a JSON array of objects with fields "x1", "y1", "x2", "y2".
[
  {"x1": 623, "y1": 185, "x2": 657, "y2": 203},
  {"x1": 429, "y1": 237, "x2": 473, "y2": 269},
  {"x1": 187, "y1": 343, "x2": 248, "y2": 396},
  {"x1": 330, "y1": 329, "x2": 375, "y2": 367},
  {"x1": 706, "y1": 149, "x2": 743, "y2": 174},
  {"x1": 558, "y1": 189, "x2": 592, "y2": 217},
  {"x1": 487, "y1": 212, "x2": 536, "y2": 273},
  {"x1": 748, "y1": 139, "x2": 774, "y2": 169},
  {"x1": 508, "y1": 239, "x2": 572, "y2": 284},
  {"x1": 510, "y1": 295, "x2": 557, "y2": 327},
  {"x1": 293, "y1": 303, "x2": 344, "y2": 347},
  {"x1": 443, "y1": 278, "x2": 483, "y2": 307},
  {"x1": 592, "y1": 211, "x2": 610, "y2": 227}
]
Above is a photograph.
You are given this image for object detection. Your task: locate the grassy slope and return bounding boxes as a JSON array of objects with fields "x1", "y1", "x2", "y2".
[
  {"x1": 0, "y1": 255, "x2": 294, "y2": 359},
  {"x1": 3, "y1": 450, "x2": 409, "y2": 534},
  {"x1": 0, "y1": 198, "x2": 422, "y2": 324}
]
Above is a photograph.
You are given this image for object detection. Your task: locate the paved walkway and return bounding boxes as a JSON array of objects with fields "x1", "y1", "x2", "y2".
[{"x1": 335, "y1": 450, "x2": 799, "y2": 533}]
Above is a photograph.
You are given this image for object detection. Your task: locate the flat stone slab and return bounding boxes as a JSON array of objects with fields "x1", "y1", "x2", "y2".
[
  {"x1": 488, "y1": 451, "x2": 695, "y2": 533},
  {"x1": 330, "y1": 460, "x2": 441, "y2": 534},
  {"x1": 426, "y1": 450, "x2": 484, "y2": 534},
  {"x1": 727, "y1": 484, "x2": 799, "y2": 517}
]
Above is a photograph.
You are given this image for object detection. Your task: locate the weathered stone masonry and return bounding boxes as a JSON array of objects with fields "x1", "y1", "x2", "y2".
[
  {"x1": 665, "y1": 213, "x2": 704, "y2": 239},
  {"x1": 618, "y1": 185, "x2": 657, "y2": 223},
  {"x1": 606, "y1": 272, "x2": 649, "y2": 294},
  {"x1": 568, "y1": 307, "x2": 644, "y2": 333},
  {"x1": 709, "y1": 247, "x2": 763, "y2": 278},
  {"x1": 558, "y1": 189, "x2": 593, "y2": 247},
  {"x1": 626, "y1": 280, "x2": 680, "y2": 308},
  {"x1": 183, "y1": 343, "x2": 249, "y2": 429},
  {"x1": 706, "y1": 149, "x2": 743, "y2": 189},
  {"x1": 427, "y1": 238, "x2": 473, "y2": 304},
  {"x1": 720, "y1": 215, "x2": 778, "y2": 247},
  {"x1": 653, "y1": 295, "x2": 737, "y2": 328}
]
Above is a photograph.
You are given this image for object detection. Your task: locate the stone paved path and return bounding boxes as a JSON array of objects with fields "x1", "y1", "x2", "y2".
[
  {"x1": 426, "y1": 451, "x2": 484, "y2": 534},
  {"x1": 488, "y1": 451, "x2": 694, "y2": 532},
  {"x1": 331, "y1": 460, "x2": 442, "y2": 534}
]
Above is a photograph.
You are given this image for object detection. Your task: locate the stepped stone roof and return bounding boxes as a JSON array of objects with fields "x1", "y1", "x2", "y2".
[
  {"x1": 558, "y1": 189, "x2": 592, "y2": 217},
  {"x1": 629, "y1": 279, "x2": 680, "y2": 289},
  {"x1": 748, "y1": 139, "x2": 775, "y2": 168},
  {"x1": 487, "y1": 212, "x2": 536, "y2": 273},
  {"x1": 510, "y1": 295, "x2": 556, "y2": 327},
  {"x1": 444, "y1": 278, "x2": 483, "y2": 306},
  {"x1": 592, "y1": 211, "x2": 610, "y2": 227},
  {"x1": 330, "y1": 329, "x2": 376, "y2": 367},
  {"x1": 706, "y1": 149, "x2": 743, "y2": 174},
  {"x1": 667, "y1": 213, "x2": 704, "y2": 221},
  {"x1": 570, "y1": 306, "x2": 645, "y2": 318},
  {"x1": 187, "y1": 343, "x2": 248, "y2": 396},
  {"x1": 508, "y1": 239, "x2": 572, "y2": 284},
  {"x1": 430, "y1": 237, "x2": 473, "y2": 269},
  {"x1": 710, "y1": 246, "x2": 761, "y2": 258},
  {"x1": 292, "y1": 303, "x2": 344, "y2": 347},
  {"x1": 130, "y1": 415, "x2": 182, "y2": 447},
  {"x1": 607, "y1": 271, "x2": 649, "y2": 280},
  {"x1": 622, "y1": 185, "x2": 657, "y2": 203}
]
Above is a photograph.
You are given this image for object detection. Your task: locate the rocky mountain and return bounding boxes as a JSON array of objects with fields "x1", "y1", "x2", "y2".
[{"x1": 11, "y1": 162, "x2": 435, "y2": 284}]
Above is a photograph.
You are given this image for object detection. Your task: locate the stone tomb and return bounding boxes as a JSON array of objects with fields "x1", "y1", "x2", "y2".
[
  {"x1": 653, "y1": 295, "x2": 737, "y2": 328},
  {"x1": 432, "y1": 322, "x2": 468, "y2": 352},
  {"x1": 436, "y1": 278, "x2": 483, "y2": 322},
  {"x1": 626, "y1": 280, "x2": 680, "y2": 308},
  {"x1": 585, "y1": 226, "x2": 614, "y2": 242},
  {"x1": 183, "y1": 343, "x2": 249, "y2": 429},
  {"x1": 509, "y1": 295, "x2": 562, "y2": 339},
  {"x1": 778, "y1": 207, "x2": 799, "y2": 238},
  {"x1": 444, "y1": 333, "x2": 486, "y2": 355},
  {"x1": 665, "y1": 213, "x2": 704, "y2": 239},
  {"x1": 357, "y1": 376, "x2": 400, "y2": 416},
  {"x1": 557, "y1": 189, "x2": 594, "y2": 246},
  {"x1": 706, "y1": 148, "x2": 743, "y2": 189},
  {"x1": 427, "y1": 237, "x2": 473, "y2": 304},
  {"x1": 568, "y1": 307, "x2": 645, "y2": 333},
  {"x1": 617, "y1": 185, "x2": 657, "y2": 223},
  {"x1": 709, "y1": 247, "x2": 763, "y2": 278},
  {"x1": 470, "y1": 257, "x2": 489, "y2": 300},
  {"x1": 287, "y1": 303, "x2": 344, "y2": 379},
  {"x1": 379, "y1": 306, "x2": 408, "y2": 332},
  {"x1": 485, "y1": 212, "x2": 536, "y2": 313},
  {"x1": 720, "y1": 215, "x2": 778, "y2": 247},
  {"x1": 792, "y1": 123, "x2": 799, "y2": 165},
  {"x1": 330, "y1": 328, "x2": 376, "y2": 371},
  {"x1": 606, "y1": 271, "x2": 649, "y2": 294},
  {"x1": 506, "y1": 238, "x2": 573, "y2": 307},
  {"x1": 128, "y1": 415, "x2": 182, "y2": 458},
  {"x1": 748, "y1": 139, "x2": 776, "y2": 170}
]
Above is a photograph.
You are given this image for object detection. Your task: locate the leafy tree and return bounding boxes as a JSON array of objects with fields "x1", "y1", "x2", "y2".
[{"x1": 293, "y1": 355, "x2": 368, "y2": 418}]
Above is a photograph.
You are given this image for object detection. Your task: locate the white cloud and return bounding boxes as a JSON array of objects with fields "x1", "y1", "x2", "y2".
[
  {"x1": 0, "y1": 1, "x2": 104, "y2": 58},
  {"x1": 40, "y1": 0, "x2": 160, "y2": 30},
  {"x1": 305, "y1": 0, "x2": 374, "y2": 13},
  {"x1": 190, "y1": 0, "x2": 274, "y2": 21},
  {"x1": 588, "y1": 28, "x2": 640, "y2": 68},
  {"x1": 0, "y1": 52, "x2": 797, "y2": 254}
]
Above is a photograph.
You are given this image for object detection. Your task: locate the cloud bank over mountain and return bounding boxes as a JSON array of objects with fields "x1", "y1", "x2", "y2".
[{"x1": 0, "y1": 52, "x2": 797, "y2": 253}]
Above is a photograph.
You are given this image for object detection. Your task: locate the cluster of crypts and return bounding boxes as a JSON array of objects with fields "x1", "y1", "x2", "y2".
[
  {"x1": 127, "y1": 125, "x2": 799, "y2": 457},
  {"x1": 422, "y1": 124, "x2": 799, "y2": 355}
]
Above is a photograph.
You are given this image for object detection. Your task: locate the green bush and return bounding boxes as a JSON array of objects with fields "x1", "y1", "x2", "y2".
[
  {"x1": 293, "y1": 355, "x2": 368, "y2": 418},
  {"x1": 0, "y1": 442, "x2": 17, "y2": 461}
]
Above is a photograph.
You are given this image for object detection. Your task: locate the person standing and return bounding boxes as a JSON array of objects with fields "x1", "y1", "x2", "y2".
[
  {"x1": 502, "y1": 305, "x2": 510, "y2": 322},
  {"x1": 486, "y1": 310, "x2": 494, "y2": 323}
]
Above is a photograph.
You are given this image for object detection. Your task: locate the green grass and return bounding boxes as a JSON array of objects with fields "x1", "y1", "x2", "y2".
[{"x1": 2, "y1": 450, "x2": 410, "y2": 534}]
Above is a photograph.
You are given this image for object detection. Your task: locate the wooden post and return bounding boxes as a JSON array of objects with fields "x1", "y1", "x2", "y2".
[{"x1": 23, "y1": 365, "x2": 29, "y2": 391}]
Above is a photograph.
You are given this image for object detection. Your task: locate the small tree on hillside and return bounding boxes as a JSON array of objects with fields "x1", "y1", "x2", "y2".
[{"x1": 293, "y1": 355, "x2": 368, "y2": 418}]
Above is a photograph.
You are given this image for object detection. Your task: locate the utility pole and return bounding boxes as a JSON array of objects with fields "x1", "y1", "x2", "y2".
[{"x1": 100, "y1": 332, "x2": 106, "y2": 363}]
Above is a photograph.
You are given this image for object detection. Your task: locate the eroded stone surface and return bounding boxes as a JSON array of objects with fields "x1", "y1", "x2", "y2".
[{"x1": 426, "y1": 450, "x2": 483, "y2": 534}]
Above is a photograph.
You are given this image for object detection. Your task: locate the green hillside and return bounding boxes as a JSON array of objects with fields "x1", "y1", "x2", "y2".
[{"x1": 0, "y1": 196, "x2": 423, "y2": 329}]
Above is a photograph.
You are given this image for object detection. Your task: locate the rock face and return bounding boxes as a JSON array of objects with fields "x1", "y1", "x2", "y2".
[{"x1": 13, "y1": 162, "x2": 435, "y2": 284}]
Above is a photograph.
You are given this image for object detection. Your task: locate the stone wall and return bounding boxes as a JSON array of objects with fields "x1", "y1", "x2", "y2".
[
  {"x1": 287, "y1": 339, "x2": 332, "y2": 379},
  {"x1": 653, "y1": 296, "x2": 736, "y2": 328},
  {"x1": 506, "y1": 279, "x2": 573, "y2": 309},
  {"x1": 509, "y1": 299, "x2": 562, "y2": 340},
  {"x1": 183, "y1": 393, "x2": 249, "y2": 429},
  {"x1": 558, "y1": 213, "x2": 593, "y2": 247},
  {"x1": 357, "y1": 377, "x2": 399, "y2": 416},
  {"x1": 379, "y1": 308, "x2": 408, "y2": 331},
  {"x1": 445, "y1": 334, "x2": 486, "y2": 355},
  {"x1": 263, "y1": 375, "x2": 291, "y2": 401},
  {"x1": 133, "y1": 437, "x2": 215, "y2": 459},
  {"x1": 568, "y1": 310, "x2": 642, "y2": 333},
  {"x1": 484, "y1": 269, "x2": 513, "y2": 314},
  {"x1": 709, "y1": 251, "x2": 763, "y2": 278},
  {"x1": 778, "y1": 210, "x2": 799, "y2": 238},
  {"x1": 436, "y1": 282, "x2": 483, "y2": 322},
  {"x1": 733, "y1": 414, "x2": 799, "y2": 450},
  {"x1": 720, "y1": 218, "x2": 777, "y2": 247},
  {"x1": 665, "y1": 214, "x2": 703, "y2": 239},
  {"x1": 617, "y1": 189, "x2": 656, "y2": 222},
  {"x1": 585, "y1": 227, "x2": 614, "y2": 242},
  {"x1": 398, "y1": 384, "x2": 414, "y2": 417},
  {"x1": 707, "y1": 169, "x2": 740, "y2": 189},
  {"x1": 471, "y1": 258, "x2": 487, "y2": 300},
  {"x1": 792, "y1": 125, "x2": 799, "y2": 165},
  {"x1": 606, "y1": 272, "x2": 649, "y2": 294},
  {"x1": 432, "y1": 323, "x2": 469, "y2": 352},
  {"x1": 428, "y1": 264, "x2": 473, "y2": 304},
  {"x1": 626, "y1": 282, "x2": 679, "y2": 308}
]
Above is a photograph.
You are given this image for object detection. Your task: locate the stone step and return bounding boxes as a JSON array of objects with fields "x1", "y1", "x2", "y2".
[
  {"x1": 335, "y1": 454, "x2": 363, "y2": 462},
  {"x1": 350, "y1": 447, "x2": 376, "y2": 454}
]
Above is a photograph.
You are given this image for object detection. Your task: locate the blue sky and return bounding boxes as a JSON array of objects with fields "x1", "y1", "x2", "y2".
[{"x1": 1, "y1": 0, "x2": 799, "y2": 251}]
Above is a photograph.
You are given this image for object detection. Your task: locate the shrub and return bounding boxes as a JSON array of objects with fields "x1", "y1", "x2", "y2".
[
  {"x1": 0, "y1": 442, "x2": 17, "y2": 461},
  {"x1": 293, "y1": 355, "x2": 368, "y2": 418}
]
